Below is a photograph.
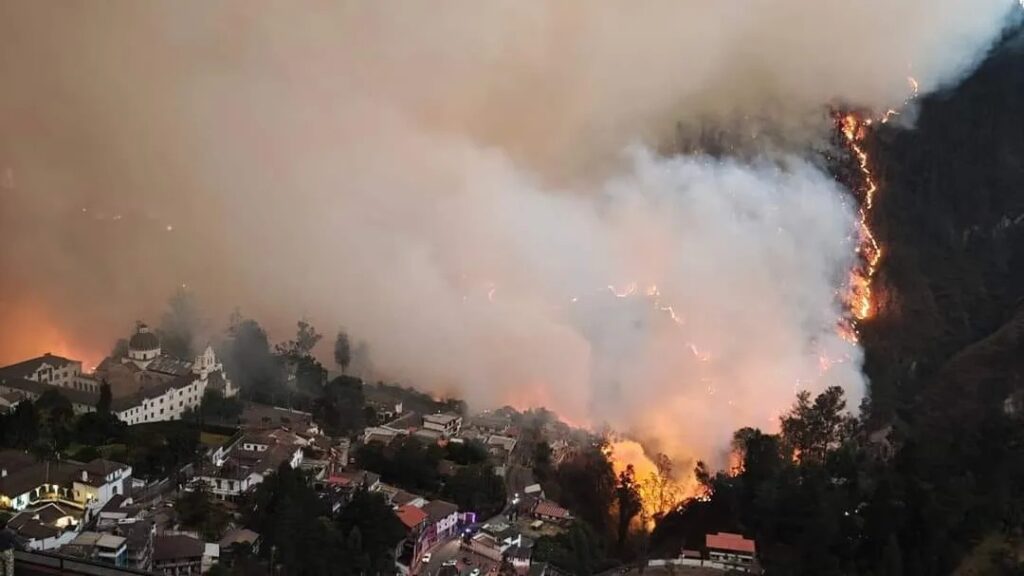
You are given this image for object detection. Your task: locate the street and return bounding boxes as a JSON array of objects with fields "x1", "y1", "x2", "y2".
[{"x1": 416, "y1": 538, "x2": 500, "y2": 576}]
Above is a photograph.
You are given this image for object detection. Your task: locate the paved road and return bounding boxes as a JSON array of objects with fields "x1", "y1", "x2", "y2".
[
  {"x1": 418, "y1": 538, "x2": 461, "y2": 576},
  {"x1": 417, "y1": 538, "x2": 500, "y2": 576}
]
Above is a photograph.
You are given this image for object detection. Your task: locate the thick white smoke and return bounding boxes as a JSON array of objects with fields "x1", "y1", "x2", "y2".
[{"x1": 0, "y1": 1, "x2": 1018, "y2": 464}]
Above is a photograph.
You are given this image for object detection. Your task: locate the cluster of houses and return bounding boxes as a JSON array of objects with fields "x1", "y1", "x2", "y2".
[
  {"x1": 0, "y1": 446, "x2": 265, "y2": 575},
  {"x1": 0, "y1": 325, "x2": 760, "y2": 575},
  {"x1": 351, "y1": 405, "x2": 583, "y2": 574}
]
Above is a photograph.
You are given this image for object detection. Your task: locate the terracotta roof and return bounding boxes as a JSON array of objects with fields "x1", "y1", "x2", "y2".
[
  {"x1": 532, "y1": 500, "x2": 571, "y2": 520},
  {"x1": 706, "y1": 532, "x2": 756, "y2": 554},
  {"x1": 395, "y1": 504, "x2": 428, "y2": 530}
]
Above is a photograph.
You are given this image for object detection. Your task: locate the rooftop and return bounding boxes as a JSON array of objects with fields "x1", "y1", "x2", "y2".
[
  {"x1": 0, "y1": 377, "x2": 99, "y2": 407},
  {"x1": 421, "y1": 499, "x2": 458, "y2": 523},
  {"x1": 395, "y1": 504, "x2": 428, "y2": 530},
  {"x1": 706, "y1": 532, "x2": 756, "y2": 555},
  {"x1": 0, "y1": 353, "x2": 78, "y2": 380},
  {"x1": 219, "y1": 528, "x2": 260, "y2": 548},
  {"x1": 154, "y1": 534, "x2": 204, "y2": 561},
  {"x1": 145, "y1": 355, "x2": 192, "y2": 377},
  {"x1": 128, "y1": 325, "x2": 160, "y2": 352},
  {"x1": 423, "y1": 412, "x2": 461, "y2": 425},
  {"x1": 533, "y1": 500, "x2": 571, "y2": 520}
]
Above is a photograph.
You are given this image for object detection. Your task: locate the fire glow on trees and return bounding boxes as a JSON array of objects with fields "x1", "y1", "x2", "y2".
[{"x1": 608, "y1": 440, "x2": 698, "y2": 527}]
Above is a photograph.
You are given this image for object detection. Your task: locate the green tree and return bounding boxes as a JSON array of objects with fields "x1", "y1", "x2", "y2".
[
  {"x1": 198, "y1": 389, "x2": 243, "y2": 422},
  {"x1": 555, "y1": 440, "x2": 616, "y2": 537},
  {"x1": 177, "y1": 484, "x2": 229, "y2": 541},
  {"x1": 97, "y1": 381, "x2": 112, "y2": 415},
  {"x1": 615, "y1": 465, "x2": 642, "y2": 550},
  {"x1": 312, "y1": 376, "x2": 366, "y2": 436},
  {"x1": 445, "y1": 439, "x2": 489, "y2": 465},
  {"x1": 337, "y1": 486, "x2": 407, "y2": 573},
  {"x1": 534, "y1": 521, "x2": 608, "y2": 575},
  {"x1": 35, "y1": 389, "x2": 74, "y2": 450},
  {"x1": 160, "y1": 287, "x2": 200, "y2": 359},
  {"x1": 334, "y1": 330, "x2": 351, "y2": 373},
  {"x1": 221, "y1": 318, "x2": 281, "y2": 401},
  {"x1": 276, "y1": 320, "x2": 322, "y2": 359},
  {"x1": 7, "y1": 401, "x2": 38, "y2": 448},
  {"x1": 443, "y1": 464, "x2": 506, "y2": 518},
  {"x1": 780, "y1": 386, "x2": 855, "y2": 463}
]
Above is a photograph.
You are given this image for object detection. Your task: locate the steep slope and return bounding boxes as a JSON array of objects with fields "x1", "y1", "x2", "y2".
[{"x1": 861, "y1": 26, "x2": 1024, "y2": 421}]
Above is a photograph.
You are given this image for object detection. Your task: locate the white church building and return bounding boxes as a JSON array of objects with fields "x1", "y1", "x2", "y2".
[{"x1": 104, "y1": 324, "x2": 237, "y2": 425}]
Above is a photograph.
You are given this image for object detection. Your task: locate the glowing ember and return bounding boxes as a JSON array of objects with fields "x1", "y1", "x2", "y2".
[
  {"x1": 837, "y1": 76, "x2": 919, "y2": 331},
  {"x1": 839, "y1": 111, "x2": 882, "y2": 324}
]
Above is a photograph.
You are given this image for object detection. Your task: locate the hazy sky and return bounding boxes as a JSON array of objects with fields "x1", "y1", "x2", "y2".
[{"x1": 0, "y1": 0, "x2": 1017, "y2": 464}]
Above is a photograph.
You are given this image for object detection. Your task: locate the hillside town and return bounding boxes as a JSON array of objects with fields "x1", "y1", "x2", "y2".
[{"x1": 0, "y1": 318, "x2": 760, "y2": 575}]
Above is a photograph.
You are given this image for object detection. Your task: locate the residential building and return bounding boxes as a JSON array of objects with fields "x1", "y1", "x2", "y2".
[
  {"x1": 422, "y1": 499, "x2": 459, "y2": 540},
  {"x1": 59, "y1": 531, "x2": 128, "y2": 567},
  {"x1": 0, "y1": 377, "x2": 98, "y2": 415},
  {"x1": 325, "y1": 469, "x2": 382, "y2": 498},
  {"x1": 394, "y1": 504, "x2": 429, "y2": 571},
  {"x1": 368, "y1": 399, "x2": 403, "y2": 422},
  {"x1": 506, "y1": 543, "x2": 533, "y2": 571},
  {"x1": 464, "y1": 521, "x2": 524, "y2": 562},
  {"x1": 112, "y1": 518, "x2": 155, "y2": 571},
  {"x1": 218, "y1": 528, "x2": 259, "y2": 568},
  {"x1": 0, "y1": 353, "x2": 97, "y2": 393},
  {"x1": 72, "y1": 459, "x2": 132, "y2": 507},
  {"x1": 468, "y1": 413, "x2": 511, "y2": 435},
  {"x1": 194, "y1": 428, "x2": 305, "y2": 499},
  {"x1": 0, "y1": 391, "x2": 25, "y2": 414},
  {"x1": 705, "y1": 532, "x2": 757, "y2": 572},
  {"x1": 6, "y1": 503, "x2": 81, "y2": 550},
  {"x1": 238, "y1": 402, "x2": 316, "y2": 433},
  {"x1": 422, "y1": 412, "x2": 462, "y2": 438},
  {"x1": 413, "y1": 428, "x2": 444, "y2": 445},
  {"x1": 153, "y1": 534, "x2": 204, "y2": 576},
  {"x1": 531, "y1": 500, "x2": 571, "y2": 524},
  {"x1": 0, "y1": 450, "x2": 132, "y2": 513}
]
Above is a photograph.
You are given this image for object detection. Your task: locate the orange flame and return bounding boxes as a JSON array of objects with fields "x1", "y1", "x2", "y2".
[
  {"x1": 840, "y1": 111, "x2": 882, "y2": 324},
  {"x1": 608, "y1": 440, "x2": 698, "y2": 527},
  {"x1": 837, "y1": 76, "x2": 919, "y2": 331}
]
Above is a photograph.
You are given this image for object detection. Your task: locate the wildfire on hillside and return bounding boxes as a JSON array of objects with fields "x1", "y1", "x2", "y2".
[
  {"x1": 839, "y1": 111, "x2": 882, "y2": 325},
  {"x1": 608, "y1": 439, "x2": 698, "y2": 528},
  {"x1": 837, "y1": 76, "x2": 919, "y2": 335}
]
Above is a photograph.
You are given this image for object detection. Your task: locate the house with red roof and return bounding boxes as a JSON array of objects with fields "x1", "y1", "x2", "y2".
[{"x1": 705, "y1": 532, "x2": 757, "y2": 571}]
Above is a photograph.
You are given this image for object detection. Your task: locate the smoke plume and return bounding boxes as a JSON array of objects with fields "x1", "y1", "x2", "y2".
[{"x1": 0, "y1": 1, "x2": 1017, "y2": 465}]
